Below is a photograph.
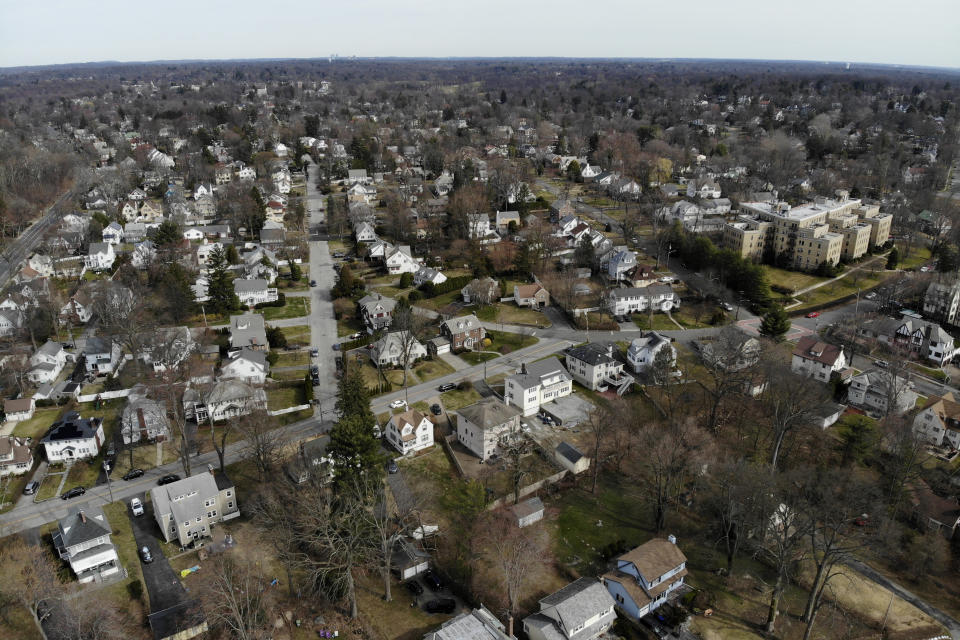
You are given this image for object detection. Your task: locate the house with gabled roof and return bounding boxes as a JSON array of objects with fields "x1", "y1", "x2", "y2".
[
  {"x1": 220, "y1": 348, "x2": 269, "y2": 384},
  {"x1": 229, "y1": 313, "x2": 268, "y2": 351},
  {"x1": 425, "y1": 607, "x2": 515, "y2": 640},
  {"x1": 0, "y1": 436, "x2": 33, "y2": 477},
  {"x1": 564, "y1": 343, "x2": 634, "y2": 395},
  {"x1": 523, "y1": 577, "x2": 616, "y2": 640},
  {"x1": 53, "y1": 507, "x2": 121, "y2": 583},
  {"x1": 358, "y1": 293, "x2": 397, "y2": 331},
  {"x1": 627, "y1": 332, "x2": 675, "y2": 374},
  {"x1": 505, "y1": 357, "x2": 572, "y2": 417},
  {"x1": 150, "y1": 469, "x2": 239, "y2": 547},
  {"x1": 791, "y1": 335, "x2": 847, "y2": 383},
  {"x1": 913, "y1": 392, "x2": 960, "y2": 450},
  {"x1": 41, "y1": 412, "x2": 105, "y2": 463},
  {"x1": 440, "y1": 314, "x2": 485, "y2": 351},
  {"x1": 28, "y1": 339, "x2": 68, "y2": 384},
  {"x1": 514, "y1": 283, "x2": 549, "y2": 309},
  {"x1": 385, "y1": 409, "x2": 434, "y2": 456},
  {"x1": 456, "y1": 398, "x2": 521, "y2": 460},
  {"x1": 603, "y1": 537, "x2": 688, "y2": 621}
]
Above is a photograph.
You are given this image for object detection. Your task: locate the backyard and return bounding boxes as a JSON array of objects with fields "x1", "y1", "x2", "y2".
[
  {"x1": 260, "y1": 296, "x2": 310, "y2": 321},
  {"x1": 476, "y1": 302, "x2": 551, "y2": 328},
  {"x1": 279, "y1": 324, "x2": 311, "y2": 345}
]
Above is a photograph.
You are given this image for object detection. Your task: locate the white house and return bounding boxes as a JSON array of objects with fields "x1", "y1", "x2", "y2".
[
  {"x1": 607, "y1": 285, "x2": 678, "y2": 316},
  {"x1": 580, "y1": 164, "x2": 602, "y2": 179},
  {"x1": 848, "y1": 370, "x2": 917, "y2": 416},
  {"x1": 53, "y1": 507, "x2": 121, "y2": 583},
  {"x1": 505, "y1": 357, "x2": 573, "y2": 417},
  {"x1": 626, "y1": 332, "x2": 676, "y2": 374},
  {"x1": 456, "y1": 398, "x2": 521, "y2": 461},
  {"x1": 28, "y1": 340, "x2": 68, "y2": 384},
  {"x1": 234, "y1": 278, "x2": 279, "y2": 307},
  {"x1": 603, "y1": 538, "x2": 688, "y2": 622},
  {"x1": 0, "y1": 436, "x2": 33, "y2": 477},
  {"x1": 913, "y1": 393, "x2": 960, "y2": 450},
  {"x1": 687, "y1": 179, "x2": 722, "y2": 199},
  {"x1": 120, "y1": 387, "x2": 170, "y2": 444},
  {"x1": 220, "y1": 348, "x2": 269, "y2": 384},
  {"x1": 354, "y1": 221, "x2": 378, "y2": 243},
  {"x1": 370, "y1": 331, "x2": 427, "y2": 368},
  {"x1": 3, "y1": 397, "x2": 36, "y2": 423},
  {"x1": 151, "y1": 471, "x2": 240, "y2": 547},
  {"x1": 467, "y1": 214, "x2": 500, "y2": 244},
  {"x1": 385, "y1": 246, "x2": 419, "y2": 275},
  {"x1": 791, "y1": 336, "x2": 847, "y2": 383},
  {"x1": 607, "y1": 250, "x2": 638, "y2": 282},
  {"x1": 414, "y1": 266, "x2": 447, "y2": 287},
  {"x1": 0, "y1": 309, "x2": 23, "y2": 336},
  {"x1": 523, "y1": 577, "x2": 616, "y2": 640},
  {"x1": 555, "y1": 441, "x2": 590, "y2": 474},
  {"x1": 101, "y1": 222, "x2": 124, "y2": 245},
  {"x1": 514, "y1": 283, "x2": 550, "y2": 309},
  {"x1": 385, "y1": 409, "x2": 434, "y2": 456},
  {"x1": 130, "y1": 240, "x2": 157, "y2": 269},
  {"x1": 183, "y1": 380, "x2": 267, "y2": 423},
  {"x1": 84, "y1": 242, "x2": 116, "y2": 271},
  {"x1": 564, "y1": 343, "x2": 634, "y2": 395},
  {"x1": 41, "y1": 412, "x2": 105, "y2": 463},
  {"x1": 84, "y1": 336, "x2": 122, "y2": 375}
]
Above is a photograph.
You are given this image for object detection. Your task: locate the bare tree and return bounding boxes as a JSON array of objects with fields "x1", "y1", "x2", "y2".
[
  {"x1": 236, "y1": 410, "x2": 288, "y2": 481},
  {"x1": 359, "y1": 475, "x2": 420, "y2": 602},
  {"x1": 881, "y1": 416, "x2": 931, "y2": 515},
  {"x1": 390, "y1": 305, "x2": 432, "y2": 402},
  {"x1": 700, "y1": 327, "x2": 761, "y2": 434},
  {"x1": 0, "y1": 536, "x2": 64, "y2": 635},
  {"x1": 49, "y1": 597, "x2": 133, "y2": 640},
  {"x1": 195, "y1": 554, "x2": 273, "y2": 640},
  {"x1": 249, "y1": 485, "x2": 302, "y2": 599},
  {"x1": 761, "y1": 359, "x2": 828, "y2": 470},
  {"x1": 585, "y1": 398, "x2": 627, "y2": 494},
  {"x1": 708, "y1": 458, "x2": 766, "y2": 576}
]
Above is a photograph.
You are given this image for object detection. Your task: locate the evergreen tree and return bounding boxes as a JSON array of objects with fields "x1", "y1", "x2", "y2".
[
  {"x1": 161, "y1": 263, "x2": 197, "y2": 322},
  {"x1": 154, "y1": 220, "x2": 182, "y2": 247},
  {"x1": 225, "y1": 244, "x2": 240, "y2": 264},
  {"x1": 759, "y1": 305, "x2": 791, "y2": 342},
  {"x1": 329, "y1": 364, "x2": 383, "y2": 488},
  {"x1": 206, "y1": 246, "x2": 239, "y2": 314},
  {"x1": 886, "y1": 246, "x2": 900, "y2": 270},
  {"x1": 574, "y1": 234, "x2": 595, "y2": 268}
]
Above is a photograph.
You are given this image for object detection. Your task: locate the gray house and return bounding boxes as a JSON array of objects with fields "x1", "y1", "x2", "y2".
[{"x1": 523, "y1": 577, "x2": 617, "y2": 640}]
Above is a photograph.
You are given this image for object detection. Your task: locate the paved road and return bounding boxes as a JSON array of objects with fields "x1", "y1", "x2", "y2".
[
  {"x1": 306, "y1": 166, "x2": 340, "y2": 415},
  {"x1": 0, "y1": 188, "x2": 74, "y2": 288}
]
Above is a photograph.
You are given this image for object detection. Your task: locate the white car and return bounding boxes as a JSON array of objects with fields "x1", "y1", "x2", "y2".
[
  {"x1": 520, "y1": 422, "x2": 531, "y2": 432},
  {"x1": 389, "y1": 399, "x2": 407, "y2": 409},
  {"x1": 658, "y1": 276, "x2": 675, "y2": 283},
  {"x1": 372, "y1": 425, "x2": 382, "y2": 438},
  {"x1": 130, "y1": 497, "x2": 144, "y2": 517},
  {"x1": 721, "y1": 302, "x2": 734, "y2": 312}
]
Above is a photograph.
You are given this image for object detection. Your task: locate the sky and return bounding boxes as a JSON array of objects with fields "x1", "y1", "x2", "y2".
[{"x1": 1, "y1": 0, "x2": 958, "y2": 69}]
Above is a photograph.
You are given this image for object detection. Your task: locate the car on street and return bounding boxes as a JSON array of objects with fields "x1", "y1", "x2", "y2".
[
  {"x1": 387, "y1": 460, "x2": 399, "y2": 474},
  {"x1": 158, "y1": 474, "x2": 181, "y2": 486},
  {"x1": 658, "y1": 276, "x2": 675, "y2": 283},
  {"x1": 310, "y1": 347, "x2": 319, "y2": 357},
  {"x1": 423, "y1": 570, "x2": 443, "y2": 591},
  {"x1": 140, "y1": 546, "x2": 153, "y2": 564},
  {"x1": 438, "y1": 383, "x2": 456, "y2": 392},
  {"x1": 920, "y1": 266, "x2": 930, "y2": 272},
  {"x1": 333, "y1": 251, "x2": 345, "y2": 258},
  {"x1": 520, "y1": 421, "x2": 531, "y2": 432},
  {"x1": 424, "y1": 599, "x2": 456, "y2": 614},
  {"x1": 332, "y1": 343, "x2": 340, "y2": 351},
  {"x1": 61, "y1": 486, "x2": 85, "y2": 500},
  {"x1": 130, "y1": 497, "x2": 144, "y2": 516},
  {"x1": 405, "y1": 580, "x2": 424, "y2": 596},
  {"x1": 430, "y1": 404, "x2": 442, "y2": 415},
  {"x1": 310, "y1": 279, "x2": 317, "y2": 287},
  {"x1": 865, "y1": 292, "x2": 877, "y2": 300},
  {"x1": 874, "y1": 359, "x2": 889, "y2": 368},
  {"x1": 806, "y1": 311, "x2": 820, "y2": 318},
  {"x1": 721, "y1": 302, "x2": 734, "y2": 312},
  {"x1": 389, "y1": 399, "x2": 407, "y2": 409},
  {"x1": 122, "y1": 468, "x2": 144, "y2": 481},
  {"x1": 23, "y1": 481, "x2": 39, "y2": 495},
  {"x1": 310, "y1": 365, "x2": 319, "y2": 375}
]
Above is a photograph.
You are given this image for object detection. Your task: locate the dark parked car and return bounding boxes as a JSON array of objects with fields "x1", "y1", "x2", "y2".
[
  {"x1": 140, "y1": 546, "x2": 153, "y2": 564},
  {"x1": 310, "y1": 280, "x2": 317, "y2": 287},
  {"x1": 405, "y1": 580, "x2": 424, "y2": 596},
  {"x1": 61, "y1": 486, "x2": 86, "y2": 500},
  {"x1": 23, "y1": 481, "x2": 39, "y2": 495},
  {"x1": 423, "y1": 570, "x2": 443, "y2": 591},
  {"x1": 424, "y1": 598, "x2": 456, "y2": 614},
  {"x1": 438, "y1": 383, "x2": 456, "y2": 392},
  {"x1": 158, "y1": 474, "x2": 181, "y2": 486},
  {"x1": 122, "y1": 468, "x2": 145, "y2": 481},
  {"x1": 387, "y1": 460, "x2": 399, "y2": 474},
  {"x1": 430, "y1": 404, "x2": 442, "y2": 415}
]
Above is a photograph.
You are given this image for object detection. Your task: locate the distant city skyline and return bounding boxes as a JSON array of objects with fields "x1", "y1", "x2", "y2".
[{"x1": 1, "y1": 0, "x2": 958, "y2": 70}]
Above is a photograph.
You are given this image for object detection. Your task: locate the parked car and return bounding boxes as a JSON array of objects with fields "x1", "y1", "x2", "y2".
[
  {"x1": 658, "y1": 276, "x2": 675, "y2": 283},
  {"x1": 865, "y1": 292, "x2": 877, "y2": 300},
  {"x1": 130, "y1": 497, "x2": 144, "y2": 517},
  {"x1": 310, "y1": 280, "x2": 317, "y2": 287},
  {"x1": 122, "y1": 468, "x2": 144, "y2": 481},
  {"x1": 373, "y1": 425, "x2": 382, "y2": 439},
  {"x1": 61, "y1": 486, "x2": 85, "y2": 500},
  {"x1": 387, "y1": 460, "x2": 399, "y2": 474},
  {"x1": 310, "y1": 347, "x2": 319, "y2": 357},
  {"x1": 23, "y1": 481, "x2": 39, "y2": 495},
  {"x1": 158, "y1": 474, "x2": 181, "y2": 486},
  {"x1": 423, "y1": 570, "x2": 443, "y2": 591},
  {"x1": 806, "y1": 311, "x2": 820, "y2": 318},
  {"x1": 310, "y1": 365, "x2": 319, "y2": 375},
  {"x1": 424, "y1": 598, "x2": 456, "y2": 614},
  {"x1": 520, "y1": 422, "x2": 531, "y2": 432},
  {"x1": 405, "y1": 580, "x2": 424, "y2": 596},
  {"x1": 438, "y1": 383, "x2": 456, "y2": 392},
  {"x1": 389, "y1": 399, "x2": 407, "y2": 409},
  {"x1": 430, "y1": 404, "x2": 442, "y2": 415},
  {"x1": 348, "y1": 332, "x2": 362, "y2": 340},
  {"x1": 140, "y1": 546, "x2": 153, "y2": 564},
  {"x1": 332, "y1": 343, "x2": 341, "y2": 351},
  {"x1": 721, "y1": 302, "x2": 734, "y2": 312},
  {"x1": 874, "y1": 359, "x2": 889, "y2": 368}
]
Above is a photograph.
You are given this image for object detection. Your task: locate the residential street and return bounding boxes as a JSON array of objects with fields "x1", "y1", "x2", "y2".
[{"x1": 0, "y1": 187, "x2": 74, "y2": 289}]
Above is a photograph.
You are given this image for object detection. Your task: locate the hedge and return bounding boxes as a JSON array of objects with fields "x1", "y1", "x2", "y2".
[
  {"x1": 419, "y1": 275, "x2": 473, "y2": 298},
  {"x1": 255, "y1": 292, "x2": 287, "y2": 309},
  {"x1": 341, "y1": 334, "x2": 372, "y2": 351}
]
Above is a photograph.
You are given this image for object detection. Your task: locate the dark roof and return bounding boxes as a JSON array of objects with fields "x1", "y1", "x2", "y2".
[
  {"x1": 213, "y1": 471, "x2": 234, "y2": 492},
  {"x1": 565, "y1": 342, "x2": 614, "y2": 366},
  {"x1": 58, "y1": 507, "x2": 111, "y2": 548},
  {"x1": 556, "y1": 441, "x2": 584, "y2": 464},
  {"x1": 42, "y1": 412, "x2": 102, "y2": 443}
]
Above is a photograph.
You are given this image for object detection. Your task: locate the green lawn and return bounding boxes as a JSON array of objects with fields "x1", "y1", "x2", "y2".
[
  {"x1": 411, "y1": 358, "x2": 456, "y2": 382},
  {"x1": 271, "y1": 368, "x2": 310, "y2": 381},
  {"x1": 11, "y1": 407, "x2": 63, "y2": 441},
  {"x1": 633, "y1": 313, "x2": 682, "y2": 331},
  {"x1": 266, "y1": 386, "x2": 308, "y2": 411},
  {"x1": 260, "y1": 296, "x2": 310, "y2": 320},
  {"x1": 279, "y1": 324, "x2": 310, "y2": 344},
  {"x1": 792, "y1": 271, "x2": 887, "y2": 311},
  {"x1": 415, "y1": 289, "x2": 463, "y2": 313},
  {"x1": 760, "y1": 265, "x2": 827, "y2": 294},
  {"x1": 274, "y1": 350, "x2": 309, "y2": 367},
  {"x1": 336, "y1": 309, "x2": 364, "y2": 337},
  {"x1": 35, "y1": 473, "x2": 62, "y2": 501},
  {"x1": 485, "y1": 328, "x2": 539, "y2": 353},
  {"x1": 65, "y1": 459, "x2": 101, "y2": 489},
  {"x1": 111, "y1": 442, "x2": 179, "y2": 477},
  {"x1": 101, "y1": 501, "x2": 148, "y2": 610},
  {"x1": 475, "y1": 303, "x2": 552, "y2": 328},
  {"x1": 439, "y1": 386, "x2": 483, "y2": 412},
  {"x1": 459, "y1": 351, "x2": 499, "y2": 365},
  {"x1": 899, "y1": 245, "x2": 933, "y2": 270}
]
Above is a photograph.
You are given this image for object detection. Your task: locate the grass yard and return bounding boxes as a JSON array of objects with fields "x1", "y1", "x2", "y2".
[
  {"x1": 336, "y1": 309, "x2": 364, "y2": 337},
  {"x1": 899, "y1": 244, "x2": 933, "y2": 270},
  {"x1": 475, "y1": 303, "x2": 552, "y2": 328},
  {"x1": 910, "y1": 362, "x2": 948, "y2": 381},
  {"x1": 0, "y1": 601, "x2": 43, "y2": 640},
  {"x1": 274, "y1": 350, "x2": 309, "y2": 367},
  {"x1": 11, "y1": 407, "x2": 63, "y2": 440},
  {"x1": 326, "y1": 239, "x2": 352, "y2": 256},
  {"x1": 111, "y1": 441, "x2": 178, "y2": 477},
  {"x1": 355, "y1": 572, "x2": 454, "y2": 640},
  {"x1": 260, "y1": 296, "x2": 310, "y2": 321},
  {"x1": 485, "y1": 329, "x2": 539, "y2": 353},
  {"x1": 411, "y1": 358, "x2": 456, "y2": 382},
  {"x1": 633, "y1": 313, "x2": 683, "y2": 331},
  {"x1": 438, "y1": 386, "x2": 483, "y2": 412},
  {"x1": 271, "y1": 368, "x2": 310, "y2": 381},
  {"x1": 279, "y1": 324, "x2": 311, "y2": 345},
  {"x1": 267, "y1": 386, "x2": 308, "y2": 411},
  {"x1": 35, "y1": 473, "x2": 63, "y2": 501},
  {"x1": 458, "y1": 351, "x2": 498, "y2": 365},
  {"x1": 760, "y1": 265, "x2": 827, "y2": 294},
  {"x1": 792, "y1": 271, "x2": 886, "y2": 311},
  {"x1": 65, "y1": 459, "x2": 102, "y2": 489},
  {"x1": 415, "y1": 289, "x2": 463, "y2": 314},
  {"x1": 100, "y1": 501, "x2": 149, "y2": 619}
]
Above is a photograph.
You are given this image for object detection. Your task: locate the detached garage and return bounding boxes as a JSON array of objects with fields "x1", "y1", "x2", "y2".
[
  {"x1": 555, "y1": 441, "x2": 590, "y2": 475},
  {"x1": 428, "y1": 336, "x2": 451, "y2": 356},
  {"x1": 392, "y1": 537, "x2": 430, "y2": 580}
]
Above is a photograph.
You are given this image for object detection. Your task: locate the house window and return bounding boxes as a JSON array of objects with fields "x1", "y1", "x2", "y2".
[{"x1": 228, "y1": 502, "x2": 234, "y2": 509}]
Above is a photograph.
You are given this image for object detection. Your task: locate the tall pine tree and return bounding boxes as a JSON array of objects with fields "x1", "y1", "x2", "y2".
[
  {"x1": 206, "y1": 246, "x2": 239, "y2": 315},
  {"x1": 329, "y1": 364, "x2": 383, "y2": 488}
]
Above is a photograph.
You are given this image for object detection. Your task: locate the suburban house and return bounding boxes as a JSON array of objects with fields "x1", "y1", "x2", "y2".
[
  {"x1": 0, "y1": 436, "x2": 33, "y2": 477},
  {"x1": 41, "y1": 412, "x2": 105, "y2": 463},
  {"x1": 440, "y1": 314, "x2": 485, "y2": 351},
  {"x1": 495, "y1": 210, "x2": 521, "y2": 232},
  {"x1": 370, "y1": 331, "x2": 427, "y2": 368},
  {"x1": 120, "y1": 387, "x2": 170, "y2": 444},
  {"x1": 687, "y1": 179, "x2": 722, "y2": 198},
  {"x1": 698, "y1": 332, "x2": 761, "y2": 372},
  {"x1": 101, "y1": 222, "x2": 124, "y2": 245},
  {"x1": 183, "y1": 380, "x2": 267, "y2": 423},
  {"x1": 791, "y1": 336, "x2": 847, "y2": 382},
  {"x1": 505, "y1": 357, "x2": 573, "y2": 417},
  {"x1": 385, "y1": 245, "x2": 419, "y2": 274},
  {"x1": 150, "y1": 470, "x2": 240, "y2": 547},
  {"x1": 60, "y1": 289, "x2": 93, "y2": 325},
  {"x1": 607, "y1": 250, "x2": 638, "y2": 282},
  {"x1": 287, "y1": 437, "x2": 335, "y2": 486},
  {"x1": 414, "y1": 266, "x2": 447, "y2": 287},
  {"x1": 514, "y1": 283, "x2": 550, "y2": 309},
  {"x1": 462, "y1": 277, "x2": 499, "y2": 304},
  {"x1": 359, "y1": 294, "x2": 397, "y2": 332},
  {"x1": 923, "y1": 279, "x2": 960, "y2": 326},
  {"x1": 392, "y1": 536, "x2": 431, "y2": 581},
  {"x1": 564, "y1": 343, "x2": 634, "y2": 395},
  {"x1": 603, "y1": 537, "x2": 688, "y2": 621},
  {"x1": 385, "y1": 409, "x2": 435, "y2": 456},
  {"x1": 220, "y1": 348, "x2": 269, "y2": 384},
  {"x1": 858, "y1": 315, "x2": 958, "y2": 367},
  {"x1": 53, "y1": 507, "x2": 121, "y2": 583},
  {"x1": 511, "y1": 497, "x2": 545, "y2": 528},
  {"x1": 138, "y1": 326, "x2": 194, "y2": 372},
  {"x1": 626, "y1": 332, "x2": 676, "y2": 374},
  {"x1": 913, "y1": 393, "x2": 960, "y2": 450},
  {"x1": 607, "y1": 285, "x2": 678, "y2": 316},
  {"x1": 234, "y1": 278, "x2": 279, "y2": 307},
  {"x1": 0, "y1": 308, "x2": 23, "y2": 336},
  {"x1": 354, "y1": 221, "x2": 378, "y2": 243},
  {"x1": 83, "y1": 336, "x2": 123, "y2": 375},
  {"x1": 85, "y1": 242, "x2": 116, "y2": 271},
  {"x1": 3, "y1": 397, "x2": 36, "y2": 423},
  {"x1": 911, "y1": 482, "x2": 960, "y2": 540},
  {"x1": 555, "y1": 441, "x2": 590, "y2": 474},
  {"x1": 848, "y1": 370, "x2": 918, "y2": 416},
  {"x1": 523, "y1": 577, "x2": 617, "y2": 640},
  {"x1": 456, "y1": 398, "x2": 521, "y2": 460},
  {"x1": 130, "y1": 240, "x2": 157, "y2": 269},
  {"x1": 229, "y1": 313, "x2": 268, "y2": 351},
  {"x1": 467, "y1": 214, "x2": 500, "y2": 244},
  {"x1": 425, "y1": 607, "x2": 515, "y2": 640}
]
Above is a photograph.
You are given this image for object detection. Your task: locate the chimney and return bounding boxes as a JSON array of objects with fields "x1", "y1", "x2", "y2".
[
  {"x1": 208, "y1": 463, "x2": 215, "y2": 475},
  {"x1": 508, "y1": 615, "x2": 514, "y2": 638},
  {"x1": 79, "y1": 511, "x2": 86, "y2": 524},
  {"x1": 667, "y1": 534, "x2": 677, "y2": 545},
  {"x1": 607, "y1": 344, "x2": 614, "y2": 358}
]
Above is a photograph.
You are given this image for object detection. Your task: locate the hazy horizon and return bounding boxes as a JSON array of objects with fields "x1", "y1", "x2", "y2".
[{"x1": 2, "y1": 0, "x2": 957, "y2": 70}]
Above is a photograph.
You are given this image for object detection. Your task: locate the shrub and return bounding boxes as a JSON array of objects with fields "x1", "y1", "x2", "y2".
[
  {"x1": 127, "y1": 580, "x2": 144, "y2": 601},
  {"x1": 770, "y1": 284, "x2": 794, "y2": 295},
  {"x1": 103, "y1": 376, "x2": 123, "y2": 392},
  {"x1": 266, "y1": 326, "x2": 287, "y2": 349},
  {"x1": 457, "y1": 380, "x2": 473, "y2": 392},
  {"x1": 266, "y1": 351, "x2": 280, "y2": 366},
  {"x1": 399, "y1": 272, "x2": 414, "y2": 288},
  {"x1": 407, "y1": 289, "x2": 422, "y2": 302}
]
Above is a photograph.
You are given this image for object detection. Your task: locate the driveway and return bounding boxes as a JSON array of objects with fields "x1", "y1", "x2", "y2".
[{"x1": 126, "y1": 492, "x2": 190, "y2": 612}]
